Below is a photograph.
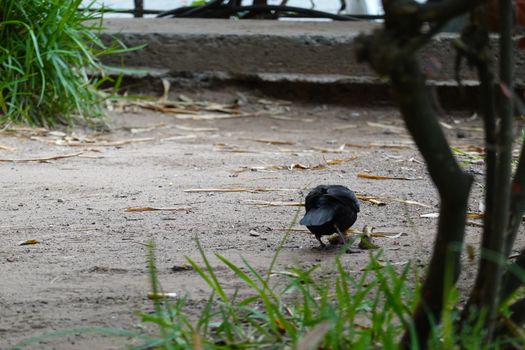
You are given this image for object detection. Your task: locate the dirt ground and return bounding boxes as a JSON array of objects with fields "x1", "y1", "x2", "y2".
[{"x1": 0, "y1": 87, "x2": 521, "y2": 349}]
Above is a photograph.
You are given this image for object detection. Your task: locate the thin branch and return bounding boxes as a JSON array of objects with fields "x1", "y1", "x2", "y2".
[
  {"x1": 505, "y1": 142, "x2": 525, "y2": 256},
  {"x1": 461, "y1": 0, "x2": 514, "y2": 341},
  {"x1": 133, "y1": 0, "x2": 144, "y2": 17},
  {"x1": 457, "y1": 15, "x2": 497, "y2": 329},
  {"x1": 356, "y1": 31, "x2": 474, "y2": 349},
  {"x1": 392, "y1": 55, "x2": 473, "y2": 350},
  {"x1": 479, "y1": 0, "x2": 514, "y2": 339},
  {"x1": 501, "y1": 249, "x2": 525, "y2": 301}
]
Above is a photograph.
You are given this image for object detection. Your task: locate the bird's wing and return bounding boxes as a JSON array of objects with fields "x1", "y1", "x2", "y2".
[
  {"x1": 299, "y1": 206, "x2": 334, "y2": 226},
  {"x1": 326, "y1": 185, "x2": 360, "y2": 213}
]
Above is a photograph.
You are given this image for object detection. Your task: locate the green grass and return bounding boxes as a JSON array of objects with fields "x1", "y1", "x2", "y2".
[
  {"x1": 0, "y1": 0, "x2": 134, "y2": 127},
  {"x1": 12, "y1": 235, "x2": 525, "y2": 349},
  {"x1": 135, "y1": 240, "x2": 418, "y2": 350},
  {"x1": 132, "y1": 235, "x2": 525, "y2": 349}
]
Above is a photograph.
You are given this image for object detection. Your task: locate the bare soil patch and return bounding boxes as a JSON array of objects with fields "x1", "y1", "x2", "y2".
[{"x1": 0, "y1": 88, "x2": 519, "y2": 349}]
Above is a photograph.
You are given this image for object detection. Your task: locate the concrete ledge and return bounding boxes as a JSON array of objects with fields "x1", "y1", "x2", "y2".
[
  {"x1": 99, "y1": 18, "x2": 525, "y2": 108},
  {"x1": 101, "y1": 19, "x2": 378, "y2": 78}
]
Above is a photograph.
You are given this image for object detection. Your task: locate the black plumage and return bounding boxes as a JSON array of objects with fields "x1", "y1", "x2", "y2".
[{"x1": 300, "y1": 185, "x2": 360, "y2": 247}]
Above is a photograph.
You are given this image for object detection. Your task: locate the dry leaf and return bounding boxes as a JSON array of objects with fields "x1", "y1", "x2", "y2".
[
  {"x1": 332, "y1": 228, "x2": 406, "y2": 239},
  {"x1": 125, "y1": 207, "x2": 192, "y2": 212},
  {"x1": 161, "y1": 135, "x2": 198, "y2": 142},
  {"x1": 159, "y1": 79, "x2": 171, "y2": 102},
  {"x1": 267, "y1": 115, "x2": 312, "y2": 122},
  {"x1": 147, "y1": 292, "x2": 178, "y2": 300},
  {"x1": 356, "y1": 195, "x2": 386, "y2": 206},
  {"x1": 369, "y1": 142, "x2": 414, "y2": 149},
  {"x1": 204, "y1": 103, "x2": 240, "y2": 114},
  {"x1": 390, "y1": 199, "x2": 431, "y2": 208},
  {"x1": 130, "y1": 125, "x2": 164, "y2": 134},
  {"x1": 184, "y1": 187, "x2": 295, "y2": 193},
  {"x1": 344, "y1": 143, "x2": 367, "y2": 148},
  {"x1": 326, "y1": 156, "x2": 358, "y2": 165},
  {"x1": 356, "y1": 195, "x2": 429, "y2": 207},
  {"x1": 281, "y1": 163, "x2": 325, "y2": 171},
  {"x1": 408, "y1": 157, "x2": 424, "y2": 164},
  {"x1": 174, "y1": 125, "x2": 219, "y2": 132},
  {"x1": 2, "y1": 126, "x2": 48, "y2": 137},
  {"x1": 367, "y1": 122, "x2": 405, "y2": 132},
  {"x1": 310, "y1": 164, "x2": 327, "y2": 170},
  {"x1": 0, "y1": 145, "x2": 16, "y2": 151},
  {"x1": 311, "y1": 144, "x2": 347, "y2": 153},
  {"x1": 178, "y1": 94, "x2": 193, "y2": 103},
  {"x1": 274, "y1": 319, "x2": 287, "y2": 335},
  {"x1": 171, "y1": 264, "x2": 193, "y2": 272},
  {"x1": 357, "y1": 172, "x2": 421, "y2": 181},
  {"x1": 172, "y1": 112, "x2": 264, "y2": 121},
  {"x1": 344, "y1": 142, "x2": 414, "y2": 149},
  {"x1": 370, "y1": 232, "x2": 408, "y2": 239},
  {"x1": 466, "y1": 212, "x2": 484, "y2": 219},
  {"x1": 131, "y1": 101, "x2": 197, "y2": 114},
  {"x1": 421, "y1": 212, "x2": 483, "y2": 219},
  {"x1": 214, "y1": 143, "x2": 259, "y2": 153},
  {"x1": 420, "y1": 213, "x2": 440, "y2": 218},
  {"x1": 439, "y1": 121, "x2": 454, "y2": 129},
  {"x1": 66, "y1": 137, "x2": 154, "y2": 147},
  {"x1": 47, "y1": 131, "x2": 66, "y2": 137},
  {"x1": 0, "y1": 152, "x2": 84, "y2": 162},
  {"x1": 233, "y1": 166, "x2": 274, "y2": 173},
  {"x1": 271, "y1": 227, "x2": 311, "y2": 233},
  {"x1": 458, "y1": 126, "x2": 483, "y2": 132},
  {"x1": 466, "y1": 220, "x2": 484, "y2": 227},
  {"x1": 78, "y1": 155, "x2": 104, "y2": 159},
  {"x1": 234, "y1": 163, "x2": 325, "y2": 172},
  {"x1": 243, "y1": 200, "x2": 304, "y2": 207},
  {"x1": 289, "y1": 163, "x2": 309, "y2": 170},
  {"x1": 241, "y1": 137, "x2": 295, "y2": 145},
  {"x1": 19, "y1": 239, "x2": 40, "y2": 246}
]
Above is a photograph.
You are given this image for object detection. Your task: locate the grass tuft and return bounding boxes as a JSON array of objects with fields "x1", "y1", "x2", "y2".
[
  {"x1": 135, "y1": 235, "x2": 420, "y2": 349},
  {"x1": 133, "y1": 236, "x2": 525, "y2": 349},
  {"x1": 0, "y1": 0, "x2": 134, "y2": 127}
]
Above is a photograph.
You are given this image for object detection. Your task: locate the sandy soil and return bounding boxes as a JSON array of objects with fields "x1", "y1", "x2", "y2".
[{"x1": 0, "y1": 88, "x2": 519, "y2": 349}]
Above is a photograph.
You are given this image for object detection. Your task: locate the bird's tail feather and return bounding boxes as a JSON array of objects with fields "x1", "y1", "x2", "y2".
[{"x1": 300, "y1": 209, "x2": 334, "y2": 226}]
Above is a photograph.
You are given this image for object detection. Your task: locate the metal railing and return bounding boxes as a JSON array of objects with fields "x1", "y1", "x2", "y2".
[{"x1": 82, "y1": 0, "x2": 382, "y2": 20}]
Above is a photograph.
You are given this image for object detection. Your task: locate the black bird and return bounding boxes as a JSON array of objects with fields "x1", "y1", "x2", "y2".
[{"x1": 300, "y1": 185, "x2": 360, "y2": 248}]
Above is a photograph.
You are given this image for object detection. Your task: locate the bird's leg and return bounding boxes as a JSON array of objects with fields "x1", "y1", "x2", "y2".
[
  {"x1": 333, "y1": 224, "x2": 347, "y2": 245},
  {"x1": 334, "y1": 224, "x2": 360, "y2": 254}
]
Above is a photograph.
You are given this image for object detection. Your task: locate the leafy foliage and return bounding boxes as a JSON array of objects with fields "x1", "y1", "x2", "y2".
[{"x1": 0, "y1": 0, "x2": 129, "y2": 126}]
